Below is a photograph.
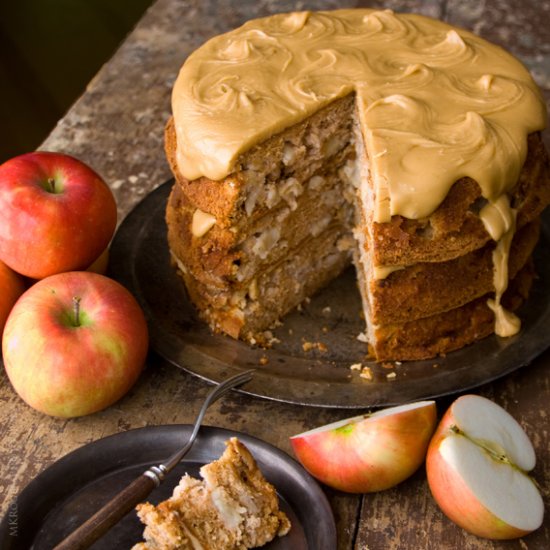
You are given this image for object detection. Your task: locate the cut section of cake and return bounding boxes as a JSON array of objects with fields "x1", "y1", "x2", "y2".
[
  {"x1": 165, "y1": 9, "x2": 550, "y2": 360},
  {"x1": 132, "y1": 438, "x2": 290, "y2": 550}
]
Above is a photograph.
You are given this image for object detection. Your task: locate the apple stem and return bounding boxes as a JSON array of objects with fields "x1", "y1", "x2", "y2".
[
  {"x1": 73, "y1": 296, "x2": 81, "y2": 327},
  {"x1": 47, "y1": 177, "x2": 56, "y2": 193}
]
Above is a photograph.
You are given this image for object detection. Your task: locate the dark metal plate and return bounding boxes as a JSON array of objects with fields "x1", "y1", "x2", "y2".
[
  {"x1": 0, "y1": 425, "x2": 334, "y2": 549},
  {"x1": 107, "y1": 180, "x2": 550, "y2": 408}
]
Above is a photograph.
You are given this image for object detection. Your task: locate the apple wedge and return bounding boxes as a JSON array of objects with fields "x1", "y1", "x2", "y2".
[
  {"x1": 290, "y1": 400, "x2": 436, "y2": 493},
  {"x1": 426, "y1": 394, "x2": 543, "y2": 539}
]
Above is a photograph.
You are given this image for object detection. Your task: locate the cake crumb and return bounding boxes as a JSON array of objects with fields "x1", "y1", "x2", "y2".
[
  {"x1": 262, "y1": 331, "x2": 281, "y2": 346},
  {"x1": 357, "y1": 332, "x2": 368, "y2": 343},
  {"x1": 360, "y1": 367, "x2": 373, "y2": 380},
  {"x1": 350, "y1": 363, "x2": 362, "y2": 371},
  {"x1": 302, "y1": 341, "x2": 328, "y2": 353},
  {"x1": 248, "y1": 330, "x2": 281, "y2": 348},
  {"x1": 386, "y1": 372, "x2": 397, "y2": 380},
  {"x1": 322, "y1": 326, "x2": 329, "y2": 333},
  {"x1": 381, "y1": 362, "x2": 394, "y2": 369},
  {"x1": 321, "y1": 306, "x2": 332, "y2": 316},
  {"x1": 259, "y1": 355, "x2": 269, "y2": 366}
]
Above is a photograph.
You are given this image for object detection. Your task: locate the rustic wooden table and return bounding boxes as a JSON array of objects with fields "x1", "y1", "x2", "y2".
[{"x1": 1, "y1": 1, "x2": 549, "y2": 549}]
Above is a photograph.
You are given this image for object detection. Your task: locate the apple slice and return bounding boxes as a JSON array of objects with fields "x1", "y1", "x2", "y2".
[
  {"x1": 426, "y1": 394, "x2": 543, "y2": 539},
  {"x1": 290, "y1": 400, "x2": 436, "y2": 493}
]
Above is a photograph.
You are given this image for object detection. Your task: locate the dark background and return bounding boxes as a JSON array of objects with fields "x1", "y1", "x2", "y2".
[{"x1": 0, "y1": 0, "x2": 152, "y2": 163}]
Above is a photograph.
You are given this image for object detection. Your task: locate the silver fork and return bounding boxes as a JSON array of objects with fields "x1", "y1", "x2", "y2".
[{"x1": 53, "y1": 369, "x2": 254, "y2": 550}]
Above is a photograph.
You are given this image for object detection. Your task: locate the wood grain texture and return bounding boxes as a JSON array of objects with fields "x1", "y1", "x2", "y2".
[{"x1": 1, "y1": 1, "x2": 549, "y2": 549}]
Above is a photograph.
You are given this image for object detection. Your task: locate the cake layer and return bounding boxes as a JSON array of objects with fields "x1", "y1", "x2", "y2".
[
  {"x1": 174, "y1": 224, "x2": 352, "y2": 340},
  {"x1": 368, "y1": 132, "x2": 550, "y2": 267},
  {"x1": 367, "y1": 219, "x2": 539, "y2": 326},
  {"x1": 371, "y1": 259, "x2": 534, "y2": 362}
]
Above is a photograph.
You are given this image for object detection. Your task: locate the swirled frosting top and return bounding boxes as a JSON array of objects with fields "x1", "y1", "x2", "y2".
[{"x1": 172, "y1": 9, "x2": 546, "y2": 221}]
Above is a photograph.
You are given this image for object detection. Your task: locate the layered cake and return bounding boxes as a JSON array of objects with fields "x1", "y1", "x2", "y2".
[
  {"x1": 132, "y1": 438, "x2": 290, "y2": 549},
  {"x1": 165, "y1": 9, "x2": 550, "y2": 361}
]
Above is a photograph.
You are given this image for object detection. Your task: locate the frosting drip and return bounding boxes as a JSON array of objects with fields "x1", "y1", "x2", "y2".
[
  {"x1": 172, "y1": 8, "x2": 546, "y2": 223},
  {"x1": 481, "y1": 197, "x2": 521, "y2": 336}
]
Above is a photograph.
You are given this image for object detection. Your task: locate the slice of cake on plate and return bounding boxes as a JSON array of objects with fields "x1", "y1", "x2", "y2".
[
  {"x1": 132, "y1": 438, "x2": 290, "y2": 549},
  {"x1": 165, "y1": 9, "x2": 550, "y2": 360}
]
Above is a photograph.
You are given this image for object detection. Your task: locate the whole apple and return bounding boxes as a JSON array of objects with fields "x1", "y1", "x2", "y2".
[
  {"x1": 86, "y1": 247, "x2": 109, "y2": 275},
  {"x1": 2, "y1": 271, "x2": 148, "y2": 418},
  {"x1": 0, "y1": 259, "x2": 25, "y2": 336},
  {"x1": 290, "y1": 401, "x2": 437, "y2": 493},
  {"x1": 0, "y1": 152, "x2": 117, "y2": 279},
  {"x1": 426, "y1": 394, "x2": 544, "y2": 539}
]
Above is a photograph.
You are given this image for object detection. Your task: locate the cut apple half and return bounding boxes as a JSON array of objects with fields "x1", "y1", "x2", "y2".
[
  {"x1": 426, "y1": 394, "x2": 543, "y2": 539},
  {"x1": 290, "y1": 400, "x2": 437, "y2": 493}
]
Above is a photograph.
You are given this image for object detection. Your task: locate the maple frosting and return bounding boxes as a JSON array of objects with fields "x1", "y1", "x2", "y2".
[
  {"x1": 172, "y1": 8, "x2": 546, "y2": 219},
  {"x1": 171, "y1": 8, "x2": 548, "y2": 338}
]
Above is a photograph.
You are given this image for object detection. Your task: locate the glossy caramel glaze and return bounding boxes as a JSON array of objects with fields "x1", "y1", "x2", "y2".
[{"x1": 172, "y1": 9, "x2": 546, "y2": 223}]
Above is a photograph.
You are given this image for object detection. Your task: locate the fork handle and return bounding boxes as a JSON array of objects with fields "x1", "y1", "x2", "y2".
[{"x1": 53, "y1": 474, "x2": 156, "y2": 550}]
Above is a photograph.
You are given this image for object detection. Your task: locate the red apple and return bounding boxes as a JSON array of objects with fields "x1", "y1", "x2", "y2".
[
  {"x1": 290, "y1": 401, "x2": 437, "y2": 493},
  {"x1": 0, "y1": 259, "x2": 25, "y2": 336},
  {"x1": 2, "y1": 271, "x2": 148, "y2": 418},
  {"x1": 426, "y1": 394, "x2": 544, "y2": 539},
  {"x1": 0, "y1": 152, "x2": 117, "y2": 279},
  {"x1": 86, "y1": 247, "x2": 109, "y2": 275}
]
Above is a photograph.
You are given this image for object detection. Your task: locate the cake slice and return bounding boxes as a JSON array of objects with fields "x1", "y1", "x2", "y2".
[{"x1": 132, "y1": 438, "x2": 291, "y2": 549}]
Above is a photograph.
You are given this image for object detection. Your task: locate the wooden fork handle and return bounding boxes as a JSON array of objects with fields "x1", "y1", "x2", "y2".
[{"x1": 53, "y1": 473, "x2": 156, "y2": 550}]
